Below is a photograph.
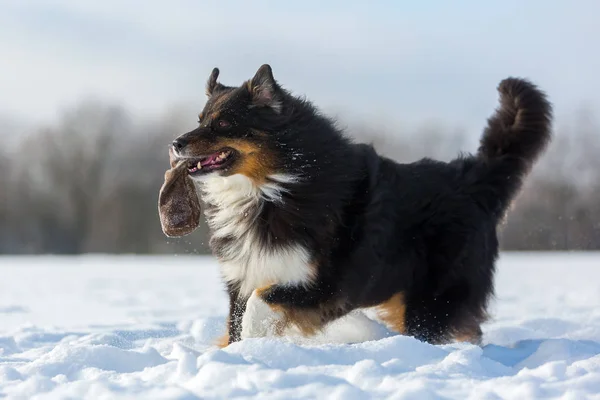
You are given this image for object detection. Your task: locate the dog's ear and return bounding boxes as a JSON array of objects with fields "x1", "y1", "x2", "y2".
[
  {"x1": 206, "y1": 67, "x2": 222, "y2": 97},
  {"x1": 248, "y1": 64, "x2": 282, "y2": 112},
  {"x1": 158, "y1": 150, "x2": 201, "y2": 237}
]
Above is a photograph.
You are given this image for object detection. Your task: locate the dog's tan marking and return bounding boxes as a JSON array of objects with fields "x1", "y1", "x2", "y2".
[
  {"x1": 219, "y1": 139, "x2": 277, "y2": 184},
  {"x1": 256, "y1": 282, "x2": 344, "y2": 337},
  {"x1": 453, "y1": 324, "x2": 483, "y2": 345},
  {"x1": 255, "y1": 284, "x2": 274, "y2": 298},
  {"x1": 215, "y1": 332, "x2": 229, "y2": 348},
  {"x1": 377, "y1": 292, "x2": 407, "y2": 334},
  {"x1": 277, "y1": 308, "x2": 325, "y2": 336},
  {"x1": 184, "y1": 135, "x2": 277, "y2": 184}
]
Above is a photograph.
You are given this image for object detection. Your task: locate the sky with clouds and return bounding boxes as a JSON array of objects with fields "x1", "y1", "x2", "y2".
[{"x1": 1, "y1": 0, "x2": 599, "y2": 137}]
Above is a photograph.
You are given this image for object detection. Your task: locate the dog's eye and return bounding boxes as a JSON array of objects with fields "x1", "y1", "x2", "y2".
[{"x1": 218, "y1": 120, "x2": 231, "y2": 129}]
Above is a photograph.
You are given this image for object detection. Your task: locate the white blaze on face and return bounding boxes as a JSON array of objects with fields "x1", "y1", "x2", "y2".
[{"x1": 197, "y1": 173, "x2": 314, "y2": 298}]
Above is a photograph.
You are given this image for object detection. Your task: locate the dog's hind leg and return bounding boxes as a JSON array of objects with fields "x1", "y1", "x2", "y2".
[{"x1": 454, "y1": 323, "x2": 483, "y2": 345}]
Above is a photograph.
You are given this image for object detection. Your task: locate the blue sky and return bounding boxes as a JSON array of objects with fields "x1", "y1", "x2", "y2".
[{"x1": 2, "y1": 0, "x2": 599, "y2": 136}]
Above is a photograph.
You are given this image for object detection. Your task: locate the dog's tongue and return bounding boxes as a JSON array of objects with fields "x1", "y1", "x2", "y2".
[
  {"x1": 200, "y1": 150, "x2": 232, "y2": 167},
  {"x1": 201, "y1": 153, "x2": 220, "y2": 167}
]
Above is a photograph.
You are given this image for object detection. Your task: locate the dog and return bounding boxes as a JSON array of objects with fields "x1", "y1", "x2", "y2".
[{"x1": 170, "y1": 64, "x2": 552, "y2": 346}]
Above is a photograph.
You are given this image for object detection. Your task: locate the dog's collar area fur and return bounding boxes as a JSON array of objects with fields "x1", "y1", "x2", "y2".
[{"x1": 197, "y1": 173, "x2": 316, "y2": 298}]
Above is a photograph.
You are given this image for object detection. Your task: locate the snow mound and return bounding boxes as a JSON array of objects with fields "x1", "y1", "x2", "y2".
[{"x1": 0, "y1": 253, "x2": 599, "y2": 399}]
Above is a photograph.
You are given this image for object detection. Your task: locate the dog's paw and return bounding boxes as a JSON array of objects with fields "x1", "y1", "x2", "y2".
[{"x1": 241, "y1": 289, "x2": 284, "y2": 339}]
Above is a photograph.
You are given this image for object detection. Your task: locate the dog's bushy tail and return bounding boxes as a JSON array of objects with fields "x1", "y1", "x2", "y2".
[{"x1": 472, "y1": 77, "x2": 553, "y2": 217}]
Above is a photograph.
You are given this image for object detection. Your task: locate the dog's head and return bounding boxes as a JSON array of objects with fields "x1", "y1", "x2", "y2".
[{"x1": 171, "y1": 64, "x2": 287, "y2": 185}]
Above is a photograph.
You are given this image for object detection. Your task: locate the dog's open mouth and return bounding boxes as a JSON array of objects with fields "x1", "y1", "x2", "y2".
[{"x1": 187, "y1": 148, "x2": 236, "y2": 175}]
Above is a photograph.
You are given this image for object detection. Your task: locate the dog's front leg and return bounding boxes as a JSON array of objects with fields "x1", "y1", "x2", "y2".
[
  {"x1": 240, "y1": 288, "x2": 285, "y2": 339},
  {"x1": 215, "y1": 285, "x2": 248, "y2": 347},
  {"x1": 241, "y1": 283, "x2": 345, "y2": 339},
  {"x1": 228, "y1": 288, "x2": 249, "y2": 344}
]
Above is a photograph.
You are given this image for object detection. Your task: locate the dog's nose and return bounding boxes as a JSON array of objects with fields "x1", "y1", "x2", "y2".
[{"x1": 172, "y1": 138, "x2": 188, "y2": 151}]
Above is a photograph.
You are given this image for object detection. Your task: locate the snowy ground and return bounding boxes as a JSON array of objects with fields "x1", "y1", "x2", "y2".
[{"x1": 0, "y1": 253, "x2": 599, "y2": 399}]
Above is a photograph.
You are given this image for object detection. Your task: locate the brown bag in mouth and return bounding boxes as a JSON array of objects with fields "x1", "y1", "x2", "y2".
[{"x1": 158, "y1": 148, "x2": 201, "y2": 237}]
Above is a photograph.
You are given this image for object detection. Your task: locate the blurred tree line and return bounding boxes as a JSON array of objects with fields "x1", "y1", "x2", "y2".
[{"x1": 1, "y1": 100, "x2": 598, "y2": 254}]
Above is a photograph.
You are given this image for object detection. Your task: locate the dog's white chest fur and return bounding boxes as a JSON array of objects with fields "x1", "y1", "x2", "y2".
[{"x1": 198, "y1": 174, "x2": 314, "y2": 297}]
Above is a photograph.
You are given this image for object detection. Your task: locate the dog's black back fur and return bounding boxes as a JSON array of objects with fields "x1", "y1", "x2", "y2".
[{"x1": 261, "y1": 77, "x2": 551, "y2": 343}]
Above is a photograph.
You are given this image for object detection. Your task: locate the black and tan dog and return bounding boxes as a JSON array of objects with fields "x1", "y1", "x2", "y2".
[{"x1": 165, "y1": 65, "x2": 552, "y2": 346}]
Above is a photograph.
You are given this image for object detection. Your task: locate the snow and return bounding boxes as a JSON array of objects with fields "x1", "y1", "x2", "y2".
[{"x1": 0, "y1": 252, "x2": 599, "y2": 399}]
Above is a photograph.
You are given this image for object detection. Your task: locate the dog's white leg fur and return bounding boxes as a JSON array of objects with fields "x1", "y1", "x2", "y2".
[
  {"x1": 307, "y1": 310, "x2": 391, "y2": 344},
  {"x1": 241, "y1": 289, "x2": 392, "y2": 343},
  {"x1": 241, "y1": 290, "x2": 283, "y2": 339}
]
